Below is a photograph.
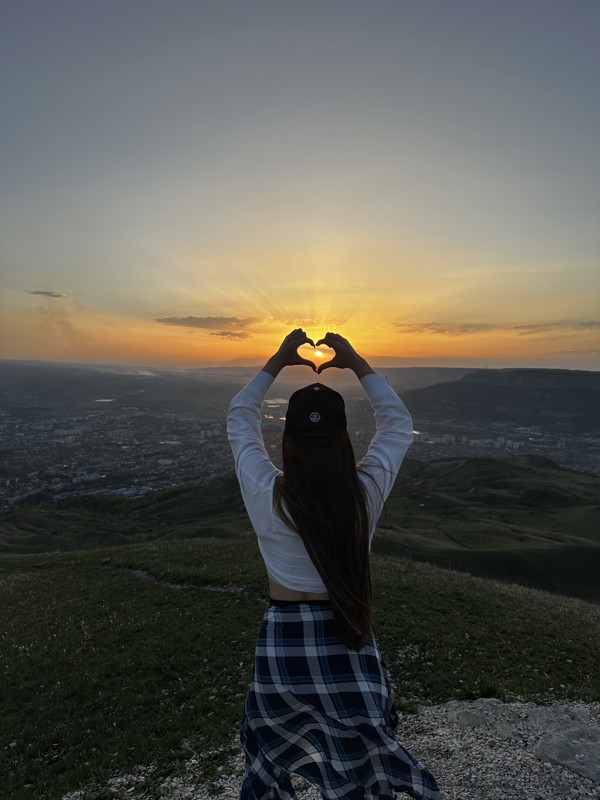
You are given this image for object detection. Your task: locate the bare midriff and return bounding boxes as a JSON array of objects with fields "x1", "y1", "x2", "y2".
[{"x1": 269, "y1": 579, "x2": 329, "y2": 602}]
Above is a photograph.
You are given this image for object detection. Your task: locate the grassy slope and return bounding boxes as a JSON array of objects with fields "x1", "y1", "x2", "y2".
[
  {"x1": 1, "y1": 537, "x2": 599, "y2": 800},
  {"x1": 2, "y1": 456, "x2": 598, "y2": 600},
  {"x1": 0, "y1": 477, "x2": 248, "y2": 554},
  {"x1": 375, "y1": 456, "x2": 600, "y2": 600}
]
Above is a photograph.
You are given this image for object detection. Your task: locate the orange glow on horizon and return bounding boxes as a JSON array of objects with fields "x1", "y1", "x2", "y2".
[{"x1": 0, "y1": 299, "x2": 597, "y2": 370}]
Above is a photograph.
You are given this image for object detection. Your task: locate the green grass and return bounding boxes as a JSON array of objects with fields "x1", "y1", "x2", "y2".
[
  {"x1": 3, "y1": 459, "x2": 599, "y2": 602},
  {"x1": 0, "y1": 478, "x2": 249, "y2": 554},
  {"x1": 1, "y1": 538, "x2": 599, "y2": 799}
]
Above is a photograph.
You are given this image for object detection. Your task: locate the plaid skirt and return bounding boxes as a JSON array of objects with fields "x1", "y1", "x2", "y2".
[{"x1": 240, "y1": 601, "x2": 444, "y2": 800}]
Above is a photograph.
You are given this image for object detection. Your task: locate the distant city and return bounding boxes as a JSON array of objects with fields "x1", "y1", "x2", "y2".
[
  {"x1": 263, "y1": 398, "x2": 600, "y2": 478},
  {"x1": 0, "y1": 399, "x2": 229, "y2": 508},
  {"x1": 1, "y1": 360, "x2": 598, "y2": 509}
]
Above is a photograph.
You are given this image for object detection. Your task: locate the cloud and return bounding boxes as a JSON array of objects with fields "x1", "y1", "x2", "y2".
[
  {"x1": 394, "y1": 321, "x2": 600, "y2": 336},
  {"x1": 155, "y1": 314, "x2": 264, "y2": 342},
  {"x1": 209, "y1": 330, "x2": 252, "y2": 340},
  {"x1": 569, "y1": 321, "x2": 600, "y2": 330},
  {"x1": 548, "y1": 348, "x2": 600, "y2": 357},
  {"x1": 277, "y1": 318, "x2": 320, "y2": 327},
  {"x1": 29, "y1": 290, "x2": 72, "y2": 299},
  {"x1": 511, "y1": 321, "x2": 600, "y2": 336},
  {"x1": 394, "y1": 322, "x2": 492, "y2": 335},
  {"x1": 155, "y1": 315, "x2": 262, "y2": 330}
]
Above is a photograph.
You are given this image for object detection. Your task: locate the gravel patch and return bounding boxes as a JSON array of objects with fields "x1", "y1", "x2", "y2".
[{"x1": 63, "y1": 699, "x2": 600, "y2": 799}]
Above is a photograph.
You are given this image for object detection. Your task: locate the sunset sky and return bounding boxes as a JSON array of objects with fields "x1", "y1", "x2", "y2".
[{"x1": 1, "y1": 0, "x2": 599, "y2": 370}]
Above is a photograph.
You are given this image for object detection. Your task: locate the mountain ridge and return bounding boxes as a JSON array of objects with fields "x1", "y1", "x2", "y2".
[{"x1": 401, "y1": 367, "x2": 600, "y2": 433}]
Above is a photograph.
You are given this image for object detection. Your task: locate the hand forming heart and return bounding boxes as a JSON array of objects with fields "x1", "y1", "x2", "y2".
[{"x1": 269, "y1": 329, "x2": 369, "y2": 377}]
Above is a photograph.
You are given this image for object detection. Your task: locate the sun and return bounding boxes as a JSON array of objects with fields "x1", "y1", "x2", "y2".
[{"x1": 315, "y1": 350, "x2": 324, "y2": 358}]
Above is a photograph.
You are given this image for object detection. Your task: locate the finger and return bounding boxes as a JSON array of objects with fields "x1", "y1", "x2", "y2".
[
  {"x1": 294, "y1": 329, "x2": 314, "y2": 344},
  {"x1": 282, "y1": 331, "x2": 301, "y2": 347},
  {"x1": 316, "y1": 361, "x2": 335, "y2": 374},
  {"x1": 288, "y1": 333, "x2": 310, "y2": 349},
  {"x1": 288, "y1": 328, "x2": 306, "y2": 340},
  {"x1": 299, "y1": 358, "x2": 317, "y2": 371}
]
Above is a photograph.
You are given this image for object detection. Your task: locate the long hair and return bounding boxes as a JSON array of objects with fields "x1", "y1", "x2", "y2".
[{"x1": 273, "y1": 430, "x2": 372, "y2": 650}]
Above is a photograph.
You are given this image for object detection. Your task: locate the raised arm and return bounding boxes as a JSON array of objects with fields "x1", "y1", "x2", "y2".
[
  {"x1": 357, "y1": 374, "x2": 413, "y2": 520},
  {"x1": 227, "y1": 328, "x2": 316, "y2": 490},
  {"x1": 315, "y1": 332, "x2": 413, "y2": 526}
]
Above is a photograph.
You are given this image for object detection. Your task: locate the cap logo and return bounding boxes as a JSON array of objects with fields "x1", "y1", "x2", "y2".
[{"x1": 309, "y1": 412, "x2": 321, "y2": 423}]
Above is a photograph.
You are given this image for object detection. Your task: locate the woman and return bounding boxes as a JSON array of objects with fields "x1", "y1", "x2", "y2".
[{"x1": 227, "y1": 329, "x2": 444, "y2": 800}]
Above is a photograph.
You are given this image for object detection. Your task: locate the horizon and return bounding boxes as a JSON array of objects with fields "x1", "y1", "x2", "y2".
[
  {"x1": 0, "y1": 353, "x2": 597, "y2": 375},
  {"x1": 1, "y1": 1, "x2": 599, "y2": 372}
]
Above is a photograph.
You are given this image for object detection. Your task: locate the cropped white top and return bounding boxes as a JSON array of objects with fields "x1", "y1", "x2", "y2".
[{"x1": 227, "y1": 371, "x2": 413, "y2": 593}]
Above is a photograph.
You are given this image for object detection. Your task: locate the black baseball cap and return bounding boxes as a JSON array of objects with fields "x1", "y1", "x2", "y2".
[{"x1": 284, "y1": 383, "x2": 347, "y2": 446}]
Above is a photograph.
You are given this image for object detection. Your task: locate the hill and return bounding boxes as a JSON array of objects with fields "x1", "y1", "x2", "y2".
[
  {"x1": 0, "y1": 360, "x2": 470, "y2": 415},
  {"x1": 0, "y1": 537, "x2": 598, "y2": 799},
  {"x1": 0, "y1": 455, "x2": 599, "y2": 601},
  {"x1": 402, "y1": 368, "x2": 600, "y2": 433},
  {"x1": 381, "y1": 454, "x2": 600, "y2": 600},
  {"x1": 0, "y1": 475, "x2": 247, "y2": 553},
  {"x1": 0, "y1": 359, "x2": 248, "y2": 416}
]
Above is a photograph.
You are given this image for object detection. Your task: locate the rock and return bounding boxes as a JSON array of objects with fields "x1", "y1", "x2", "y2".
[
  {"x1": 535, "y1": 726, "x2": 600, "y2": 783},
  {"x1": 456, "y1": 710, "x2": 488, "y2": 729},
  {"x1": 529, "y1": 705, "x2": 589, "y2": 728},
  {"x1": 494, "y1": 722, "x2": 515, "y2": 740}
]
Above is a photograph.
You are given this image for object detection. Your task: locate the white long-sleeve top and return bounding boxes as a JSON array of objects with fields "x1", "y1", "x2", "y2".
[{"x1": 227, "y1": 371, "x2": 413, "y2": 593}]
